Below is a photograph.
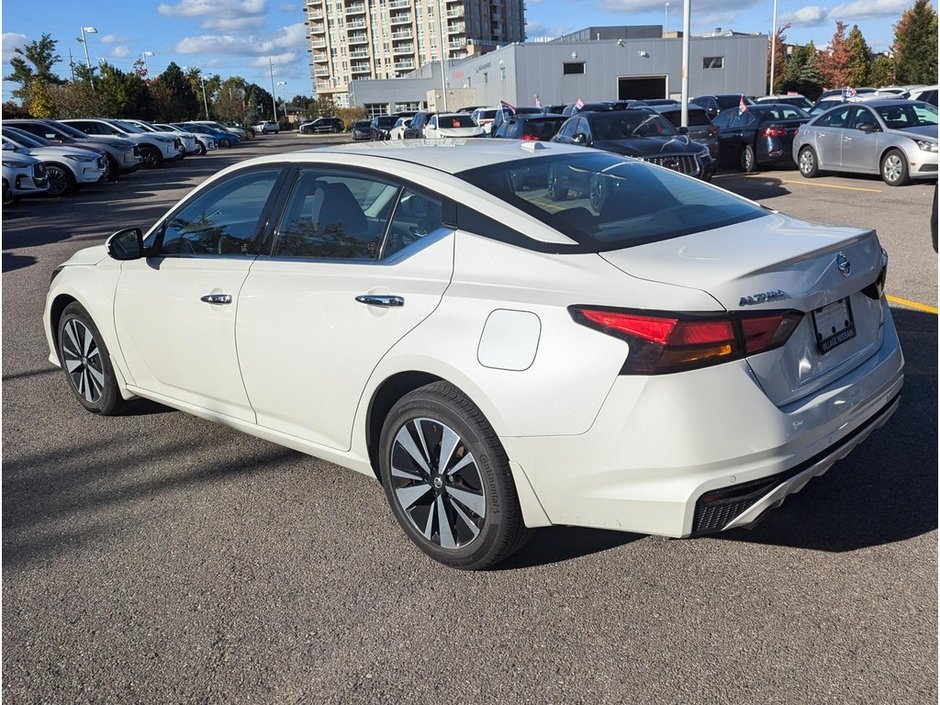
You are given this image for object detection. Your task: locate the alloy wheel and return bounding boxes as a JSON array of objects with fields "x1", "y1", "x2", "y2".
[
  {"x1": 61, "y1": 318, "x2": 106, "y2": 404},
  {"x1": 882, "y1": 153, "x2": 903, "y2": 184},
  {"x1": 389, "y1": 418, "x2": 486, "y2": 550},
  {"x1": 45, "y1": 165, "x2": 71, "y2": 196}
]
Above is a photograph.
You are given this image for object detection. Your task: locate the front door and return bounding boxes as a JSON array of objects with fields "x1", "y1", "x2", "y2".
[{"x1": 113, "y1": 166, "x2": 283, "y2": 421}]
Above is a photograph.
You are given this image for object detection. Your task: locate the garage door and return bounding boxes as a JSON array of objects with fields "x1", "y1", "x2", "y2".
[{"x1": 618, "y1": 76, "x2": 667, "y2": 100}]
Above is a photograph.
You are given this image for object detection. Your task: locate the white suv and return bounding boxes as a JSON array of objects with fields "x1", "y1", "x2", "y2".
[{"x1": 62, "y1": 118, "x2": 182, "y2": 169}]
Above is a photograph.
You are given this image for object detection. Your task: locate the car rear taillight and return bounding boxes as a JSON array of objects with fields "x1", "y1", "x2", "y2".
[
  {"x1": 861, "y1": 247, "x2": 889, "y2": 300},
  {"x1": 522, "y1": 133, "x2": 539, "y2": 141},
  {"x1": 760, "y1": 126, "x2": 787, "y2": 138},
  {"x1": 569, "y1": 306, "x2": 803, "y2": 374}
]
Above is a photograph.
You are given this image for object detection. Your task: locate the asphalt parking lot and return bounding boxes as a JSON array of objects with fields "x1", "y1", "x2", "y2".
[{"x1": 3, "y1": 133, "x2": 936, "y2": 704}]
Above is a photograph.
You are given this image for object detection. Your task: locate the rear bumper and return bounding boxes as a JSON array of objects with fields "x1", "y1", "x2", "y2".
[{"x1": 503, "y1": 307, "x2": 904, "y2": 537}]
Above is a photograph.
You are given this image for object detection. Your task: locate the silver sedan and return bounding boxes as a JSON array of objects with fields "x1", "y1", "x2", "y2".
[{"x1": 793, "y1": 99, "x2": 938, "y2": 186}]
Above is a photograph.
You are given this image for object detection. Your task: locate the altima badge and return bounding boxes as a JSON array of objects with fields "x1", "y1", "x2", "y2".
[
  {"x1": 837, "y1": 253, "x2": 851, "y2": 277},
  {"x1": 739, "y1": 289, "x2": 789, "y2": 306}
]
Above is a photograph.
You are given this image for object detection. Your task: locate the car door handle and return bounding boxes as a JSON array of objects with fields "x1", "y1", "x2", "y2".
[
  {"x1": 200, "y1": 293, "x2": 232, "y2": 305},
  {"x1": 355, "y1": 295, "x2": 404, "y2": 307}
]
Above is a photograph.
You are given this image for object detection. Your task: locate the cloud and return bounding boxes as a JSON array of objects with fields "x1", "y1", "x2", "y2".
[
  {"x1": 2, "y1": 32, "x2": 28, "y2": 64},
  {"x1": 249, "y1": 52, "x2": 297, "y2": 67},
  {"x1": 112, "y1": 46, "x2": 131, "y2": 58},
  {"x1": 780, "y1": 0, "x2": 909, "y2": 26},
  {"x1": 100, "y1": 34, "x2": 130, "y2": 44},
  {"x1": 158, "y1": 0, "x2": 266, "y2": 18},
  {"x1": 278, "y1": 3, "x2": 297, "y2": 10},
  {"x1": 176, "y1": 22, "x2": 307, "y2": 56},
  {"x1": 200, "y1": 16, "x2": 267, "y2": 31}
]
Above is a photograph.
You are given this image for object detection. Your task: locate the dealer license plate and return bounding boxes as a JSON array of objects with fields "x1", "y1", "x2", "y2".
[{"x1": 812, "y1": 297, "x2": 856, "y2": 354}]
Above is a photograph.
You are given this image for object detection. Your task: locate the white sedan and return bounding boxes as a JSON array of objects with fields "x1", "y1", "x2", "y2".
[
  {"x1": 423, "y1": 114, "x2": 485, "y2": 139},
  {"x1": 44, "y1": 141, "x2": 903, "y2": 569}
]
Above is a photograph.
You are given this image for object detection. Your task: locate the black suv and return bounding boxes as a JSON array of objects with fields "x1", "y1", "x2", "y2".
[{"x1": 300, "y1": 117, "x2": 344, "y2": 134}]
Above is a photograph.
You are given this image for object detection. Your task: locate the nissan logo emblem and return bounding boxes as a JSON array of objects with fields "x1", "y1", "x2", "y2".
[{"x1": 836, "y1": 253, "x2": 851, "y2": 277}]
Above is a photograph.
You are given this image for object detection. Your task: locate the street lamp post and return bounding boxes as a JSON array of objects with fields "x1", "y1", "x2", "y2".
[
  {"x1": 140, "y1": 50, "x2": 154, "y2": 75},
  {"x1": 438, "y1": 0, "x2": 448, "y2": 111},
  {"x1": 79, "y1": 26, "x2": 97, "y2": 69},
  {"x1": 769, "y1": 0, "x2": 779, "y2": 94},
  {"x1": 275, "y1": 81, "x2": 287, "y2": 122},
  {"x1": 664, "y1": 2, "x2": 670, "y2": 35}
]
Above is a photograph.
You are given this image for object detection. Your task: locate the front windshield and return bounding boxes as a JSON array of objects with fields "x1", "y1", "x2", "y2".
[
  {"x1": 875, "y1": 102, "x2": 938, "y2": 129},
  {"x1": 110, "y1": 120, "x2": 146, "y2": 133},
  {"x1": 3, "y1": 128, "x2": 46, "y2": 148},
  {"x1": 458, "y1": 151, "x2": 767, "y2": 251},
  {"x1": 589, "y1": 111, "x2": 679, "y2": 140}
]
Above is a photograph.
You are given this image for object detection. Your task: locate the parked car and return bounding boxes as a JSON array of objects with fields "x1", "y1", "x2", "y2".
[
  {"x1": 908, "y1": 85, "x2": 938, "y2": 107},
  {"x1": 423, "y1": 113, "x2": 486, "y2": 139},
  {"x1": 561, "y1": 101, "x2": 642, "y2": 117},
  {"x1": 156, "y1": 123, "x2": 216, "y2": 155},
  {"x1": 711, "y1": 103, "x2": 810, "y2": 172},
  {"x1": 369, "y1": 115, "x2": 399, "y2": 141},
  {"x1": 470, "y1": 108, "x2": 499, "y2": 134},
  {"x1": 793, "y1": 99, "x2": 939, "y2": 186},
  {"x1": 43, "y1": 141, "x2": 903, "y2": 569},
  {"x1": 8, "y1": 118, "x2": 141, "y2": 179},
  {"x1": 177, "y1": 122, "x2": 238, "y2": 148},
  {"x1": 300, "y1": 117, "x2": 344, "y2": 134},
  {"x1": 123, "y1": 119, "x2": 200, "y2": 156},
  {"x1": 647, "y1": 104, "x2": 720, "y2": 159},
  {"x1": 406, "y1": 111, "x2": 436, "y2": 138},
  {"x1": 817, "y1": 87, "x2": 878, "y2": 101},
  {"x1": 635, "y1": 98, "x2": 681, "y2": 107},
  {"x1": 1, "y1": 128, "x2": 107, "y2": 196},
  {"x1": 386, "y1": 118, "x2": 410, "y2": 141},
  {"x1": 551, "y1": 109, "x2": 714, "y2": 197},
  {"x1": 253, "y1": 121, "x2": 280, "y2": 135},
  {"x1": 690, "y1": 94, "x2": 755, "y2": 119},
  {"x1": 755, "y1": 94, "x2": 814, "y2": 111},
  {"x1": 62, "y1": 118, "x2": 182, "y2": 169},
  {"x1": 493, "y1": 114, "x2": 566, "y2": 141},
  {"x1": 2, "y1": 143, "x2": 48, "y2": 202}
]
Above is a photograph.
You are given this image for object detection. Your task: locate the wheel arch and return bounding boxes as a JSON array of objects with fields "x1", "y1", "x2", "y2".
[{"x1": 48, "y1": 293, "x2": 80, "y2": 364}]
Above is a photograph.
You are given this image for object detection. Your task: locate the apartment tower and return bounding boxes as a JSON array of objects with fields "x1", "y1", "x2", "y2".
[{"x1": 304, "y1": 0, "x2": 525, "y2": 107}]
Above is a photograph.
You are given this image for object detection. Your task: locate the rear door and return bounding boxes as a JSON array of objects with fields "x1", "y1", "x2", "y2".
[
  {"x1": 812, "y1": 104, "x2": 852, "y2": 167},
  {"x1": 236, "y1": 167, "x2": 455, "y2": 451}
]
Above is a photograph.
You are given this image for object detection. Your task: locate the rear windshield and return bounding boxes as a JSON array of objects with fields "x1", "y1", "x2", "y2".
[
  {"x1": 659, "y1": 109, "x2": 712, "y2": 126},
  {"x1": 458, "y1": 152, "x2": 767, "y2": 251},
  {"x1": 374, "y1": 116, "x2": 398, "y2": 127},
  {"x1": 754, "y1": 106, "x2": 809, "y2": 120},
  {"x1": 438, "y1": 115, "x2": 476, "y2": 128},
  {"x1": 523, "y1": 118, "x2": 565, "y2": 139}
]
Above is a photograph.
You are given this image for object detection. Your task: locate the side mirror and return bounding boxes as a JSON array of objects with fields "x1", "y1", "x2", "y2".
[
  {"x1": 678, "y1": 126, "x2": 689, "y2": 135},
  {"x1": 573, "y1": 132, "x2": 589, "y2": 145},
  {"x1": 858, "y1": 122, "x2": 879, "y2": 133},
  {"x1": 107, "y1": 228, "x2": 144, "y2": 260}
]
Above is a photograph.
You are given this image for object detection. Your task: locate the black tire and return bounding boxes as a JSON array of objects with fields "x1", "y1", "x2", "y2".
[
  {"x1": 45, "y1": 163, "x2": 76, "y2": 197},
  {"x1": 798, "y1": 146, "x2": 819, "y2": 178},
  {"x1": 140, "y1": 146, "x2": 163, "y2": 169},
  {"x1": 197, "y1": 142, "x2": 207, "y2": 155},
  {"x1": 57, "y1": 302, "x2": 130, "y2": 416},
  {"x1": 220, "y1": 137, "x2": 232, "y2": 148},
  {"x1": 2, "y1": 179, "x2": 11, "y2": 205},
  {"x1": 740, "y1": 144, "x2": 757, "y2": 173},
  {"x1": 547, "y1": 168, "x2": 568, "y2": 201},
  {"x1": 106, "y1": 155, "x2": 121, "y2": 181},
  {"x1": 881, "y1": 148, "x2": 910, "y2": 186},
  {"x1": 379, "y1": 381, "x2": 529, "y2": 570}
]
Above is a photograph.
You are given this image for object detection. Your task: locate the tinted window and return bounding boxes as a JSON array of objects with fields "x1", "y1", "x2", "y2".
[
  {"x1": 458, "y1": 152, "x2": 767, "y2": 252},
  {"x1": 757, "y1": 106, "x2": 809, "y2": 120},
  {"x1": 153, "y1": 168, "x2": 280, "y2": 256},
  {"x1": 436, "y1": 115, "x2": 476, "y2": 128},
  {"x1": 587, "y1": 111, "x2": 678, "y2": 139},
  {"x1": 711, "y1": 110, "x2": 734, "y2": 128},
  {"x1": 273, "y1": 169, "x2": 399, "y2": 259},
  {"x1": 730, "y1": 111, "x2": 757, "y2": 128},
  {"x1": 659, "y1": 109, "x2": 711, "y2": 127},
  {"x1": 523, "y1": 118, "x2": 565, "y2": 140},
  {"x1": 383, "y1": 189, "x2": 445, "y2": 258},
  {"x1": 850, "y1": 107, "x2": 878, "y2": 130},
  {"x1": 817, "y1": 105, "x2": 852, "y2": 128}
]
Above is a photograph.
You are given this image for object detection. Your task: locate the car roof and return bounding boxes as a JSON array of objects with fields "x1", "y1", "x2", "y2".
[{"x1": 242, "y1": 139, "x2": 584, "y2": 175}]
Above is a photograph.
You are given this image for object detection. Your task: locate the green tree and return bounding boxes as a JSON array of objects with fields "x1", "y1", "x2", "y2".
[
  {"x1": 845, "y1": 25, "x2": 871, "y2": 87},
  {"x1": 782, "y1": 42, "x2": 824, "y2": 100},
  {"x1": 150, "y1": 62, "x2": 198, "y2": 121},
  {"x1": 214, "y1": 76, "x2": 248, "y2": 122},
  {"x1": 868, "y1": 53, "x2": 895, "y2": 87},
  {"x1": 184, "y1": 69, "x2": 219, "y2": 119},
  {"x1": 47, "y1": 82, "x2": 101, "y2": 118},
  {"x1": 893, "y1": 0, "x2": 938, "y2": 84},
  {"x1": 4, "y1": 33, "x2": 63, "y2": 114},
  {"x1": 245, "y1": 83, "x2": 274, "y2": 122},
  {"x1": 97, "y1": 62, "x2": 153, "y2": 118}
]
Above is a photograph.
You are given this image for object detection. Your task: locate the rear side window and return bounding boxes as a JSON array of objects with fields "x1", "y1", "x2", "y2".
[{"x1": 458, "y1": 152, "x2": 767, "y2": 252}]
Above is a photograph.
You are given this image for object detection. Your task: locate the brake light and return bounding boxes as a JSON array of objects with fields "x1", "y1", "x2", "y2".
[
  {"x1": 760, "y1": 126, "x2": 787, "y2": 138},
  {"x1": 522, "y1": 133, "x2": 539, "y2": 141},
  {"x1": 569, "y1": 306, "x2": 803, "y2": 374}
]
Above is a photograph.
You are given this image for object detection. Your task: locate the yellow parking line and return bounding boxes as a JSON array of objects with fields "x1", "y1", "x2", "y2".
[
  {"x1": 742, "y1": 175, "x2": 883, "y2": 194},
  {"x1": 887, "y1": 295, "x2": 938, "y2": 314}
]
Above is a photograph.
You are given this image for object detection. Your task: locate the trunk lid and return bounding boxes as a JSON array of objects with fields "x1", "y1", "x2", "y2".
[{"x1": 599, "y1": 213, "x2": 888, "y2": 406}]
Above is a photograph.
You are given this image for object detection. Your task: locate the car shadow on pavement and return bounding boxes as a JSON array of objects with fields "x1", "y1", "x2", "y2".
[
  {"x1": 711, "y1": 173, "x2": 792, "y2": 201},
  {"x1": 716, "y1": 306, "x2": 937, "y2": 553},
  {"x1": 2, "y1": 252, "x2": 37, "y2": 273},
  {"x1": 495, "y1": 526, "x2": 645, "y2": 570}
]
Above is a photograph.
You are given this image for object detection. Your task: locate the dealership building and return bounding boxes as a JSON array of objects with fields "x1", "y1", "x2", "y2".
[{"x1": 347, "y1": 26, "x2": 769, "y2": 114}]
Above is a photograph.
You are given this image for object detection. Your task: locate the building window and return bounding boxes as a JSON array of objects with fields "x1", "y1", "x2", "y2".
[
  {"x1": 703, "y1": 56, "x2": 725, "y2": 69},
  {"x1": 563, "y1": 62, "x2": 585, "y2": 75}
]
